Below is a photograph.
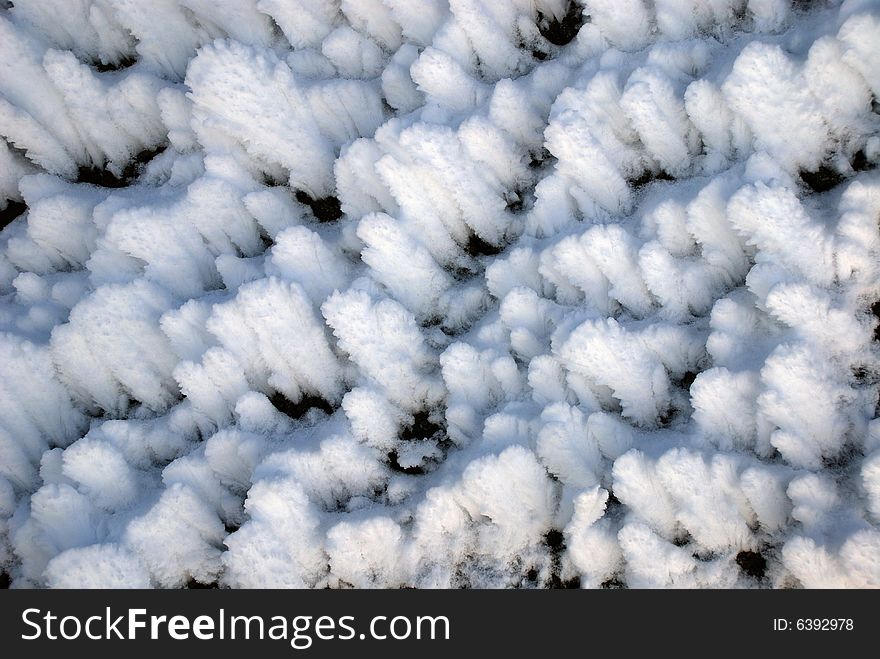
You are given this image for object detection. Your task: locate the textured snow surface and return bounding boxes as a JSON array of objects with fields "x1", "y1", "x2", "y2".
[{"x1": 2, "y1": 0, "x2": 880, "y2": 589}]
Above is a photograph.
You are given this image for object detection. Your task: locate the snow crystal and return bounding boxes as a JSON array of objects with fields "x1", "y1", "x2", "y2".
[{"x1": 1, "y1": 0, "x2": 878, "y2": 590}]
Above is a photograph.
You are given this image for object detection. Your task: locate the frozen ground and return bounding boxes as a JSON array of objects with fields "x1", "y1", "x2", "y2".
[{"x1": 1, "y1": 0, "x2": 880, "y2": 588}]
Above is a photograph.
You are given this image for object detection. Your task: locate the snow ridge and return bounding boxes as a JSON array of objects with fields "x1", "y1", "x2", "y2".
[{"x1": 1, "y1": 0, "x2": 880, "y2": 588}]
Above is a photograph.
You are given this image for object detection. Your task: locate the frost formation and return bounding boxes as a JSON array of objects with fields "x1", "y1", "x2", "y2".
[{"x1": 2, "y1": 0, "x2": 880, "y2": 588}]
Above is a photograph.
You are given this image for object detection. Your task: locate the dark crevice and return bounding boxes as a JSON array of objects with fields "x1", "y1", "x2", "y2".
[
  {"x1": 545, "y1": 529, "x2": 564, "y2": 550},
  {"x1": 529, "y1": 148, "x2": 553, "y2": 170},
  {"x1": 380, "y1": 98, "x2": 396, "y2": 117},
  {"x1": 268, "y1": 16, "x2": 287, "y2": 44},
  {"x1": 505, "y1": 191, "x2": 524, "y2": 213},
  {"x1": 91, "y1": 54, "x2": 138, "y2": 73},
  {"x1": 119, "y1": 398, "x2": 137, "y2": 417},
  {"x1": 439, "y1": 316, "x2": 470, "y2": 335},
  {"x1": 262, "y1": 172, "x2": 287, "y2": 187},
  {"x1": 263, "y1": 176, "x2": 285, "y2": 189},
  {"x1": 792, "y1": 0, "x2": 826, "y2": 9},
  {"x1": 1, "y1": 199, "x2": 26, "y2": 230},
  {"x1": 387, "y1": 449, "x2": 425, "y2": 475},
  {"x1": 631, "y1": 169, "x2": 675, "y2": 188},
  {"x1": 538, "y1": 3, "x2": 587, "y2": 46},
  {"x1": 679, "y1": 370, "x2": 698, "y2": 390},
  {"x1": 543, "y1": 529, "x2": 579, "y2": 588},
  {"x1": 423, "y1": 313, "x2": 448, "y2": 329},
  {"x1": 606, "y1": 490, "x2": 621, "y2": 510},
  {"x1": 268, "y1": 391, "x2": 334, "y2": 419},
  {"x1": 390, "y1": 410, "x2": 446, "y2": 475},
  {"x1": 799, "y1": 164, "x2": 845, "y2": 193},
  {"x1": 736, "y1": 550, "x2": 767, "y2": 580},
  {"x1": 851, "y1": 149, "x2": 872, "y2": 172},
  {"x1": 600, "y1": 576, "x2": 624, "y2": 589},
  {"x1": 465, "y1": 231, "x2": 503, "y2": 257},
  {"x1": 822, "y1": 444, "x2": 858, "y2": 471},
  {"x1": 77, "y1": 144, "x2": 167, "y2": 188},
  {"x1": 259, "y1": 233, "x2": 273, "y2": 253},
  {"x1": 446, "y1": 264, "x2": 481, "y2": 283},
  {"x1": 0, "y1": 571, "x2": 9, "y2": 589},
  {"x1": 559, "y1": 575, "x2": 581, "y2": 588},
  {"x1": 852, "y1": 365, "x2": 873, "y2": 383},
  {"x1": 295, "y1": 191, "x2": 342, "y2": 222},
  {"x1": 658, "y1": 407, "x2": 675, "y2": 427},
  {"x1": 185, "y1": 578, "x2": 219, "y2": 589},
  {"x1": 872, "y1": 299, "x2": 880, "y2": 341},
  {"x1": 672, "y1": 532, "x2": 693, "y2": 548},
  {"x1": 133, "y1": 144, "x2": 167, "y2": 168},
  {"x1": 77, "y1": 166, "x2": 128, "y2": 189},
  {"x1": 531, "y1": 49, "x2": 549, "y2": 61},
  {"x1": 400, "y1": 410, "x2": 444, "y2": 441},
  {"x1": 452, "y1": 566, "x2": 472, "y2": 589}
]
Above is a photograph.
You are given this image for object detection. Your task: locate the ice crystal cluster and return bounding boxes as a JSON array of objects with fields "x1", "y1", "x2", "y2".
[{"x1": 1, "y1": 0, "x2": 880, "y2": 588}]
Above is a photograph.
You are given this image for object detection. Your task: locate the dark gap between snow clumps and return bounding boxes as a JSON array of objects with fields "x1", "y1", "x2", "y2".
[
  {"x1": 185, "y1": 578, "x2": 219, "y2": 589},
  {"x1": 543, "y1": 529, "x2": 581, "y2": 589},
  {"x1": 823, "y1": 445, "x2": 858, "y2": 470},
  {"x1": 0, "y1": 200, "x2": 26, "y2": 230},
  {"x1": 400, "y1": 410, "x2": 444, "y2": 441},
  {"x1": 269, "y1": 391, "x2": 334, "y2": 419},
  {"x1": 672, "y1": 531, "x2": 693, "y2": 547},
  {"x1": 631, "y1": 169, "x2": 676, "y2": 188},
  {"x1": 736, "y1": 550, "x2": 767, "y2": 580},
  {"x1": 295, "y1": 191, "x2": 343, "y2": 222},
  {"x1": 679, "y1": 371, "x2": 698, "y2": 390},
  {"x1": 466, "y1": 231, "x2": 503, "y2": 257},
  {"x1": 91, "y1": 54, "x2": 138, "y2": 73},
  {"x1": 872, "y1": 299, "x2": 880, "y2": 341},
  {"x1": 605, "y1": 490, "x2": 621, "y2": 509},
  {"x1": 529, "y1": 149, "x2": 552, "y2": 169},
  {"x1": 801, "y1": 149, "x2": 878, "y2": 192},
  {"x1": 851, "y1": 148, "x2": 872, "y2": 172},
  {"x1": 538, "y1": 2, "x2": 587, "y2": 46},
  {"x1": 799, "y1": 165, "x2": 845, "y2": 193},
  {"x1": 387, "y1": 449, "x2": 425, "y2": 475},
  {"x1": 388, "y1": 411, "x2": 446, "y2": 475},
  {"x1": 77, "y1": 144, "x2": 167, "y2": 188},
  {"x1": 531, "y1": 49, "x2": 549, "y2": 61},
  {"x1": 505, "y1": 192, "x2": 524, "y2": 212},
  {"x1": 658, "y1": 407, "x2": 676, "y2": 427}
]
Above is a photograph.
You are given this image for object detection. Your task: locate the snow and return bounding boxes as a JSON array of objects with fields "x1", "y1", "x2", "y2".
[
  {"x1": 187, "y1": 41, "x2": 337, "y2": 197},
  {"x1": 123, "y1": 482, "x2": 225, "y2": 587},
  {"x1": 223, "y1": 475, "x2": 325, "y2": 588},
  {"x1": 207, "y1": 277, "x2": 344, "y2": 405},
  {"x1": 1, "y1": 0, "x2": 880, "y2": 590},
  {"x1": 584, "y1": 0, "x2": 653, "y2": 51},
  {"x1": 44, "y1": 543, "x2": 151, "y2": 589},
  {"x1": 327, "y1": 516, "x2": 405, "y2": 588}
]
